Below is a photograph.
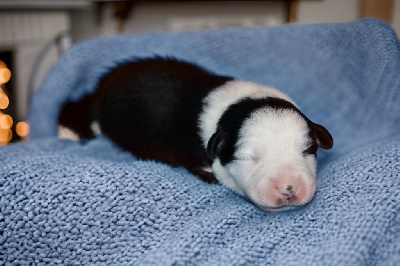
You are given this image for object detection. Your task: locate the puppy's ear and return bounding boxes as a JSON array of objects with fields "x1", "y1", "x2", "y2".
[
  {"x1": 207, "y1": 127, "x2": 226, "y2": 161},
  {"x1": 308, "y1": 121, "x2": 333, "y2": 149}
]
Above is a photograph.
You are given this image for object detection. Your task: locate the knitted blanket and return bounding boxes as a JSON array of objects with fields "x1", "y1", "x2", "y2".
[{"x1": 1, "y1": 18, "x2": 400, "y2": 264}]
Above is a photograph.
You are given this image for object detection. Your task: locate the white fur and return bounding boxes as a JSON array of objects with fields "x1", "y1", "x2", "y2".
[
  {"x1": 58, "y1": 122, "x2": 101, "y2": 141},
  {"x1": 199, "y1": 80, "x2": 317, "y2": 209},
  {"x1": 58, "y1": 125, "x2": 80, "y2": 141},
  {"x1": 90, "y1": 121, "x2": 102, "y2": 135}
]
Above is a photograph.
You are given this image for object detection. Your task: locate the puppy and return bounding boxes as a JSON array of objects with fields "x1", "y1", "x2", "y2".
[{"x1": 59, "y1": 58, "x2": 333, "y2": 209}]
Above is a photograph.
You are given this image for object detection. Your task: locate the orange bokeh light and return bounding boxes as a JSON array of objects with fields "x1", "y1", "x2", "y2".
[
  {"x1": 0, "y1": 128, "x2": 12, "y2": 144},
  {"x1": 0, "y1": 91, "x2": 9, "y2": 109},
  {"x1": 0, "y1": 68, "x2": 11, "y2": 84},
  {"x1": 0, "y1": 60, "x2": 6, "y2": 69},
  {"x1": 0, "y1": 113, "x2": 13, "y2": 129},
  {"x1": 16, "y1": 121, "x2": 30, "y2": 137}
]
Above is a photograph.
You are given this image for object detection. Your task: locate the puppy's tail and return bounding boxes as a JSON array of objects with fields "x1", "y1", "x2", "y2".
[{"x1": 58, "y1": 94, "x2": 98, "y2": 139}]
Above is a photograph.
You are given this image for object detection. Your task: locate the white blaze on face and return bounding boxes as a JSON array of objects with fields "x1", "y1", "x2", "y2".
[{"x1": 212, "y1": 108, "x2": 317, "y2": 209}]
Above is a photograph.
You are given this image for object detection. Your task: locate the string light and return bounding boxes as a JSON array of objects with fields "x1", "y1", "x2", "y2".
[
  {"x1": 16, "y1": 121, "x2": 29, "y2": 137},
  {"x1": 0, "y1": 60, "x2": 29, "y2": 143},
  {"x1": 0, "y1": 60, "x2": 18, "y2": 144}
]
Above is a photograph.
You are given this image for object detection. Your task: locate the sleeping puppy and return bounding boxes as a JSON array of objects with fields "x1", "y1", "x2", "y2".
[{"x1": 59, "y1": 58, "x2": 333, "y2": 209}]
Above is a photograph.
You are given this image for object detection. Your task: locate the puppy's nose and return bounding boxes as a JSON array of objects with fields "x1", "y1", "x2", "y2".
[
  {"x1": 269, "y1": 174, "x2": 307, "y2": 207},
  {"x1": 277, "y1": 185, "x2": 296, "y2": 202}
]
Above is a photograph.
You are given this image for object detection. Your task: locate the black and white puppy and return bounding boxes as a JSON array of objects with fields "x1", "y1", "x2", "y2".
[{"x1": 59, "y1": 58, "x2": 333, "y2": 209}]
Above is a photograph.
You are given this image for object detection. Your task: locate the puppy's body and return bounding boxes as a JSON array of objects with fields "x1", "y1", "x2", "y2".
[{"x1": 59, "y1": 58, "x2": 333, "y2": 209}]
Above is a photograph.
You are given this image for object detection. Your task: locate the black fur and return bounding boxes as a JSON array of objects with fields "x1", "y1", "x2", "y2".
[{"x1": 59, "y1": 58, "x2": 232, "y2": 182}]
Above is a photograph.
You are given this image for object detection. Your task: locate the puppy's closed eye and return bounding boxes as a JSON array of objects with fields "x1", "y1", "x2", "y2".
[
  {"x1": 303, "y1": 142, "x2": 318, "y2": 156},
  {"x1": 234, "y1": 153, "x2": 260, "y2": 163}
]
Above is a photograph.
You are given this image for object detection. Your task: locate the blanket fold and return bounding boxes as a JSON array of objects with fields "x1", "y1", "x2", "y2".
[{"x1": 1, "y1": 18, "x2": 400, "y2": 264}]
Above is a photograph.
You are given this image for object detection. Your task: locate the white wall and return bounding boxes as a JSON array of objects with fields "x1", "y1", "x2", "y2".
[
  {"x1": 123, "y1": 1, "x2": 285, "y2": 33},
  {"x1": 70, "y1": 1, "x2": 286, "y2": 40},
  {"x1": 298, "y1": 0, "x2": 360, "y2": 24}
]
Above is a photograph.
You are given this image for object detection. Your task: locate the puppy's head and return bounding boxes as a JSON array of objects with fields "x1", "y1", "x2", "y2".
[{"x1": 207, "y1": 97, "x2": 333, "y2": 209}]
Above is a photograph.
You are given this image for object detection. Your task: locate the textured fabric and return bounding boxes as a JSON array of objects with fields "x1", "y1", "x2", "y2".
[{"x1": 1, "y1": 18, "x2": 400, "y2": 264}]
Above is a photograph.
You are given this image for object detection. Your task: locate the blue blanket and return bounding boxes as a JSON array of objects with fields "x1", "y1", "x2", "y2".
[{"x1": 1, "y1": 18, "x2": 400, "y2": 264}]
